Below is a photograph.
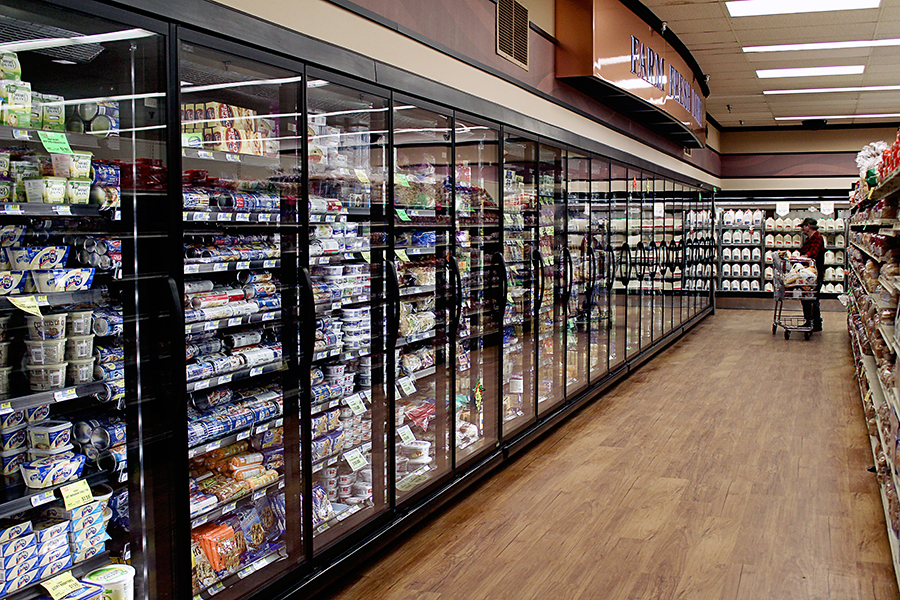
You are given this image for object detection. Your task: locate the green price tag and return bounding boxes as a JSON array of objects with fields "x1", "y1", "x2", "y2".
[
  {"x1": 37, "y1": 131, "x2": 74, "y2": 155},
  {"x1": 396, "y1": 249, "x2": 410, "y2": 262},
  {"x1": 397, "y1": 424, "x2": 416, "y2": 444},
  {"x1": 344, "y1": 448, "x2": 367, "y2": 471},
  {"x1": 396, "y1": 209, "x2": 412, "y2": 222},
  {"x1": 396, "y1": 174, "x2": 410, "y2": 187}
]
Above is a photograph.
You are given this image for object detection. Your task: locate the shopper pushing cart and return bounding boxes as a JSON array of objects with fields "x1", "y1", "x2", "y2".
[{"x1": 772, "y1": 251, "x2": 818, "y2": 340}]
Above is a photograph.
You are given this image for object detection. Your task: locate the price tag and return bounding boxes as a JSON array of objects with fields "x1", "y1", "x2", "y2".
[
  {"x1": 264, "y1": 260, "x2": 277, "y2": 268},
  {"x1": 237, "y1": 430, "x2": 251, "y2": 441},
  {"x1": 0, "y1": 402, "x2": 11, "y2": 416},
  {"x1": 37, "y1": 131, "x2": 74, "y2": 154},
  {"x1": 355, "y1": 169, "x2": 370, "y2": 183},
  {"x1": 346, "y1": 395, "x2": 367, "y2": 415},
  {"x1": 35, "y1": 295, "x2": 49, "y2": 306},
  {"x1": 30, "y1": 490, "x2": 55, "y2": 508},
  {"x1": 53, "y1": 205, "x2": 72, "y2": 216},
  {"x1": 360, "y1": 251, "x2": 371, "y2": 263},
  {"x1": 3, "y1": 204, "x2": 22, "y2": 215},
  {"x1": 258, "y1": 214, "x2": 270, "y2": 222},
  {"x1": 396, "y1": 209, "x2": 411, "y2": 222},
  {"x1": 197, "y1": 150, "x2": 214, "y2": 160},
  {"x1": 41, "y1": 572, "x2": 83, "y2": 600},
  {"x1": 193, "y1": 515, "x2": 209, "y2": 528},
  {"x1": 344, "y1": 448, "x2": 367, "y2": 471},
  {"x1": 250, "y1": 367, "x2": 263, "y2": 377},
  {"x1": 206, "y1": 440, "x2": 222, "y2": 453},
  {"x1": 205, "y1": 321, "x2": 218, "y2": 331},
  {"x1": 253, "y1": 489, "x2": 266, "y2": 501},
  {"x1": 275, "y1": 418, "x2": 284, "y2": 427},
  {"x1": 217, "y1": 212, "x2": 232, "y2": 222},
  {"x1": 194, "y1": 212, "x2": 210, "y2": 221},
  {"x1": 118, "y1": 470, "x2": 128, "y2": 483},
  {"x1": 236, "y1": 261, "x2": 251, "y2": 270},
  {"x1": 236, "y1": 213, "x2": 251, "y2": 222},
  {"x1": 218, "y1": 374, "x2": 233, "y2": 385},
  {"x1": 12, "y1": 129, "x2": 30, "y2": 141},
  {"x1": 60, "y1": 479, "x2": 93, "y2": 510},
  {"x1": 222, "y1": 502, "x2": 237, "y2": 514},
  {"x1": 207, "y1": 583, "x2": 225, "y2": 596},
  {"x1": 510, "y1": 377, "x2": 524, "y2": 394},
  {"x1": 395, "y1": 249, "x2": 410, "y2": 262},
  {"x1": 225, "y1": 153, "x2": 241, "y2": 163},
  {"x1": 194, "y1": 380, "x2": 210, "y2": 390},
  {"x1": 184, "y1": 265, "x2": 199, "y2": 274},
  {"x1": 213, "y1": 263, "x2": 229, "y2": 272},
  {"x1": 53, "y1": 388, "x2": 78, "y2": 402},
  {"x1": 399, "y1": 377, "x2": 417, "y2": 396},
  {"x1": 362, "y1": 390, "x2": 372, "y2": 401},
  {"x1": 775, "y1": 202, "x2": 790, "y2": 216},
  {"x1": 821, "y1": 201, "x2": 834, "y2": 215},
  {"x1": 397, "y1": 424, "x2": 416, "y2": 444},
  {"x1": 228, "y1": 318, "x2": 242, "y2": 327},
  {"x1": 7, "y1": 296, "x2": 42, "y2": 317},
  {"x1": 396, "y1": 173, "x2": 410, "y2": 187},
  {"x1": 255, "y1": 423, "x2": 270, "y2": 434}
]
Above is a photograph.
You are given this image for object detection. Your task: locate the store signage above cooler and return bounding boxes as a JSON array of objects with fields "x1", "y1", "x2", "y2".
[{"x1": 556, "y1": 0, "x2": 708, "y2": 148}]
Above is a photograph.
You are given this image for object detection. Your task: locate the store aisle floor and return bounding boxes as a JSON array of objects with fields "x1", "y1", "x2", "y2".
[{"x1": 322, "y1": 310, "x2": 898, "y2": 600}]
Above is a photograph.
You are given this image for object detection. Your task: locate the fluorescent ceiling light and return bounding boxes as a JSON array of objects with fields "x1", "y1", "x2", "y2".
[
  {"x1": 745, "y1": 38, "x2": 900, "y2": 52},
  {"x1": 726, "y1": 0, "x2": 879, "y2": 17},
  {"x1": 756, "y1": 65, "x2": 864, "y2": 78},
  {"x1": 181, "y1": 75, "x2": 304, "y2": 94},
  {"x1": 0, "y1": 28, "x2": 155, "y2": 53},
  {"x1": 764, "y1": 84, "x2": 900, "y2": 94},
  {"x1": 775, "y1": 112, "x2": 900, "y2": 120}
]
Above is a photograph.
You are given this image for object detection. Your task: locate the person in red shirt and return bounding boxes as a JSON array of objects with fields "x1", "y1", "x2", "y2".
[{"x1": 799, "y1": 217, "x2": 825, "y2": 332}]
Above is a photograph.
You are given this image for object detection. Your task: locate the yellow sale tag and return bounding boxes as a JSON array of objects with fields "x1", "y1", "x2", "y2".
[
  {"x1": 7, "y1": 296, "x2": 42, "y2": 317},
  {"x1": 42, "y1": 572, "x2": 83, "y2": 600},
  {"x1": 355, "y1": 169, "x2": 370, "y2": 184},
  {"x1": 360, "y1": 252, "x2": 371, "y2": 263},
  {"x1": 60, "y1": 480, "x2": 94, "y2": 510},
  {"x1": 395, "y1": 249, "x2": 410, "y2": 262}
]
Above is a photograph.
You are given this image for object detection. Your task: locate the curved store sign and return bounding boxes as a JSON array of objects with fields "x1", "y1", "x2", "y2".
[{"x1": 557, "y1": 0, "x2": 707, "y2": 148}]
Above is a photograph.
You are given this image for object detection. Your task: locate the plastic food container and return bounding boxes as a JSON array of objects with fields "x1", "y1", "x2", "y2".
[
  {"x1": 0, "y1": 425, "x2": 26, "y2": 451},
  {"x1": 0, "y1": 366, "x2": 10, "y2": 396},
  {"x1": 30, "y1": 268, "x2": 94, "y2": 293},
  {"x1": 83, "y1": 565, "x2": 134, "y2": 600},
  {"x1": 66, "y1": 310, "x2": 93, "y2": 336},
  {"x1": 67, "y1": 357, "x2": 96, "y2": 385},
  {"x1": 25, "y1": 314, "x2": 66, "y2": 340},
  {"x1": 0, "y1": 342, "x2": 8, "y2": 367},
  {"x1": 24, "y1": 338, "x2": 66, "y2": 365},
  {"x1": 19, "y1": 454, "x2": 85, "y2": 488},
  {"x1": 0, "y1": 410, "x2": 23, "y2": 430},
  {"x1": 0, "y1": 448, "x2": 25, "y2": 476},
  {"x1": 65, "y1": 334, "x2": 95, "y2": 360},
  {"x1": 66, "y1": 179, "x2": 92, "y2": 204},
  {"x1": 25, "y1": 363, "x2": 68, "y2": 391},
  {"x1": 25, "y1": 405, "x2": 50, "y2": 424},
  {"x1": 400, "y1": 440, "x2": 430, "y2": 460},
  {"x1": 27, "y1": 420, "x2": 72, "y2": 450},
  {"x1": 23, "y1": 177, "x2": 66, "y2": 203},
  {"x1": 0, "y1": 314, "x2": 10, "y2": 340},
  {"x1": 27, "y1": 444, "x2": 75, "y2": 461},
  {"x1": 0, "y1": 271, "x2": 27, "y2": 295},
  {"x1": 92, "y1": 483, "x2": 113, "y2": 511},
  {"x1": 7, "y1": 246, "x2": 70, "y2": 270}
]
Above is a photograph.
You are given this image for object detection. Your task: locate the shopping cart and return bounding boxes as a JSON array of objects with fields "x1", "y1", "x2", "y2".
[{"x1": 772, "y1": 252, "x2": 817, "y2": 340}]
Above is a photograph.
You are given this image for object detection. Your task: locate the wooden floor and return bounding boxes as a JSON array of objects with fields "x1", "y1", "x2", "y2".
[{"x1": 320, "y1": 310, "x2": 899, "y2": 600}]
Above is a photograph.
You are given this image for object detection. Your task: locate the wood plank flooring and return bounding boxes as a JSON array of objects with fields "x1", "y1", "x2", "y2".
[{"x1": 318, "y1": 309, "x2": 898, "y2": 600}]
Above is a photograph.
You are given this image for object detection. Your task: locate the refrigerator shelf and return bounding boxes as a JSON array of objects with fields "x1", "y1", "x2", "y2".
[
  {"x1": 185, "y1": 310, "x2": 281, "y2": 335},
  {"x1": 0, "y1": 203, "x2": 112, "y2": 219},
  {"x1": 0, "y1": 289, "x2": 107, "y2": 310},
  {"x1": 183, "y1": 210, "x2": 281, "y2": 224},
  {"x1": 0, "y1": 125, "x2": 120, "y2": 151},
  {"x1": 186, "y1": 361, "x2": 285, "y2": 393},
  {"x1": 5, "y1": 552, "x2": 111, "y2": 600},
  {"x1": 313, "y1": 502, "x2": 366, "y2": 535},
  {"x1": 311, "y1": 440, "x2": 373, "y2": 474},
  {"x1": 396, "y1": 330, "x2": 436, "y2": 347},
  {"x1": 399, "y1": 285, "x2": 436, "y2": 298},
  {"x1": 190, "y1": 476, "x2": 285, "y2": 529},
  {"x1": 309, "y1": 213, "x2": 346, "y2": 223},
  {"x1": 182, "y1": 147, "x2": 280, "y2": 168},
  {"x1": 1, "y1": 380, "x2": 108, "y2": 412},
  {"x1": 193, "y1": 545, "x2": 287, "y2": 600},
  {"x1": 311, "y1": 390, "x2": 371, "y2": 414},
  {"x1": 396, "y1": 463, "x2": 435, "y2": 492},
  {"x1": 184, "y1": 259, "x2": 280, "y2": 275},
  {"x1": 314, "y1": 301, "x2": 343, "y2": 314},
  {"x1": 188, "y1": 417, "x2": 285, "y2": 459},
  {"x1": 402, "y1": 246, "x2": 436, "y2": 256},
  {"x1": 402, "y1": 365, "x2": 436, "y2": 381},
  {"x1": 0, "y1": 470, "x2": 111, "y2": 521}
]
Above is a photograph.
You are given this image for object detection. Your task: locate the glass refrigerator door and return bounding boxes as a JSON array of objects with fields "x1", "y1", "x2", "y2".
[
  {"x1": 304, "y1": 75, "x2": 388, "y2": 551},
  {"x1": 638, "y1": 180, "x2": 654, "y2": 350},
  {"x1": 675, "y1": 190, "x2": 688, "y2": 326},
  {"x1": 536, "y1": 143, "x2": 565, "y2": 416},
  {"x1": 608, "y1": 164, "x2": 627, "y2": 372},
  {"x1": 650, "y1": 178, "x2": 664, "y2": 343},
  {"x1": 453, "y1": 117, "x2": 500, "y2": 466},
  {"x1": 565, "y1": 153, "x2": 591, "y2": 398},
  {"x1": 0, "y1": 4, "x2": 167, "y2": 598},
  {"x1": 500, "y1": 133, "x2": 537, "y2": 436},
  {"x1": 391, "y1": 101, "x2": 452, "y2": 502},
  {"x1": 180, "y1": 44, "x2": 297, "y2": 598},
  {"x1": 662, "y1": 180, "x2": 676, "y2": 335},
  {"x1": 625, "y1": 170, "x2": 641, "y2": 360},
  {"x1": 589, "y1": 159, "x2": 610, "y2": 383}
]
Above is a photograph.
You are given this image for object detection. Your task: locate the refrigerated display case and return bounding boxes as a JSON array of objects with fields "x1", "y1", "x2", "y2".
[
  {"x1": 589, "y1": 158, "x2": 611, "y2": 384},
  {"x1": 389, "y1": 99, "x2": 452, "y2": 503},
  {"x1": 452, "y1": 116, "x2": 501, "y2": 466},
  {"x1": 608, "y1": 163, "x2": 628, "y2": 373},
  {"x1": 565, "y1": 153, "x2": 591, "y2": 399}
]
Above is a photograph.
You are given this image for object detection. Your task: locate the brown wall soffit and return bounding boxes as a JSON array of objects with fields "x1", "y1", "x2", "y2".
[{"x1": 719, "y1": 153, "x2": 858, "y2": 179}]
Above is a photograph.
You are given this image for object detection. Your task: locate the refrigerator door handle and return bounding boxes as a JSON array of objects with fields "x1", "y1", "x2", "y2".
[
  {"x1": 448, "y1": 255, "x2": 463, "y2": 333},
  {"x1": 533, "y1": 249, "x2": 545, "y2": 314},
  {"x1": 586, "y1": 245, "x2": 595, "y2": 307},
  {"x1": 618, "y1": 243, "x2": 631, "y2": 286},
  {"x1": 564, "y1": 247, "x2": 574, "y2": 302},
  {"x1": 387, "y1": 260, "x2": 400, "y2": 345},
  {"x1": 491, "y1": 252, "x2": 508, "y2": 323},
  {"x1": 605, "y1": 244, "x2": 616, "y2": 289},
  {"x1": 298, "y1": 266, "x2": 315, "y2": 363},
  {"x1": 648, "y1": 241, "x2": 658, "y2": 280}
]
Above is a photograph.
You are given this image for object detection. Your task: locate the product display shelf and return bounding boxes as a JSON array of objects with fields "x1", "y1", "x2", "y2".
[
  {"x1": 0, "y1": 203, "x2": 109, "y2": 218},
  {"x1": 5, "y1": 552, "x2": 111, "y2": 600},
  {"x1": 183, "y1": 210, "x2": 281, "y2": 224},
  {"x1": 193, "y1": 545, "x2": 287, "y2": 600},
  {"x1": 185, "y1": 310, "x2": 280, "y2": 335},
  {"x1": 190, "y1": 476, "x2": 285, "y2": 529},
  {"x1": 0, "y1": 470, "x2": 110, "y2": 521},
  {"x1": 1, "y1": 381, "x2": 108, "y2": 412},
  {"x1": 188, "y1": 417, "x2": 285, "y2": 459},
  {"x1": 0, "y1": 125, "x2": 120, "y2": 152},
  {"x1": 184, "y1": 259, "x2": 280, "y2": 275},
  {"x1": 185, "y1": 361, "x2": 285, "y2": 393},
  {"x1": 850, "y1": 241, "x2": 887, "y2": 265},
  {"x1": 312, "y1": 501, "x2": 366, "y2": 536},
  {"x1": 181, "y1": 147, "x2": 279, "y2": 168},
  {"x1": 0, "y1": 289, "x2": 107, "y2": 311},
  {"x1": 866, "y1": 169, "x2": 900, "y2": 206},
  {"x1": 396, "y1": 329, "x2": 436, "y2": 348},
  {"x1": 311, "y1": 441, "x2": 373, "y2": 475}
]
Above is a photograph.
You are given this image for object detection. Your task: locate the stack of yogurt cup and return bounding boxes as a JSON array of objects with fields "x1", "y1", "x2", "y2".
[
  {"x1": 0, "y1": 313, "x2": 11, "y2": 397},
  {"x1": 0, "y1": 406, "x2": 50, "y2": 485},
  {"x1": 22, "y1": 309, "x2": 95, "y2": 392}
]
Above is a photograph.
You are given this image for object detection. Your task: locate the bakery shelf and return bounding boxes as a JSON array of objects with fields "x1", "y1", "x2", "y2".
[
  {"x1": 850, "y1": 241, "x2": 887, "y2": 265},
  {"x1": 193, "y1": 545, "x2": 286, "y2": 600}
]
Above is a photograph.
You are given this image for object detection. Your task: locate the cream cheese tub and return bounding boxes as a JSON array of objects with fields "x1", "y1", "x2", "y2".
[
  {"x1": 23, "y1": 177, "x2": 66, "y2": 203},
  {"x1": 84, "y1": 564, "x2": 135, "y2": 600}
]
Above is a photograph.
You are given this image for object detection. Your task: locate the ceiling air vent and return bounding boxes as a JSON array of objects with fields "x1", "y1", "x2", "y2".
[{"x1": 497, "y1": 0, "x2": 529, "y2": 70}]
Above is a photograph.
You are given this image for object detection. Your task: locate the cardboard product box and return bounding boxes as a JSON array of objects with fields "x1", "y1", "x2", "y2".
[
  {"x1": 0, "y1": 533, "x2": 35, "y2": 559},
  {"x1": 35, "y1": 535, "x2": 68, "y2": 560},
  {"x1": 32, "y1": 519, "x2": 69, "y2": 545},
  {"x1": 0, "y1": 544, "x2": 36, "y2": 570},
  {"x1": 0, "y1": 567, "x2": 38, "y2": 595},
  {"x1": 29, "y1": 92, "x2": 43, "y2": 128},
  {"x1": 0, "y1": 555, "x2": 37, "y2": 581},
  {"x1": 182, "y1": 131, "x2": 203, "y2": 149},
  {"x1": 0, "y1": 521, "x2": 31, "y2": 545},
  {"x1": 43, "y1": 500, "x2": 101, "y2": 522}
]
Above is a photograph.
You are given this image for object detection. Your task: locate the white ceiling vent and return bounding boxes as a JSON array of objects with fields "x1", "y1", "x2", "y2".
[{"x1": 497, "y1": 0, "x2": 529, "y2": 70}]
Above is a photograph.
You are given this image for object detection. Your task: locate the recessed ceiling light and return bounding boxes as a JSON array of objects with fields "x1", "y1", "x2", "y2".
[
  {"x1": 775, "y1": 112, "x2": 900, "y2": 120},
  {"x1": 756, "y1": 65, "x2": 864, "y2": 78},
  {"x1": 745, "y1": 38, "x2": 900, "y2": 52},
  {"x1": 764, "y1": 84, "x2": 900, "y2": 94},
  {"x1": 51, "y1": 59, "x2": 76, "y2": 65},
  {"x1": 726, "y1": 0, "x2": 880, "y2": 17}
]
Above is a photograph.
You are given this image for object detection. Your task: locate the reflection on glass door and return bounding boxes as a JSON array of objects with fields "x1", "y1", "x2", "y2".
[
  {"x1": 391, "y1": 101, "x2": 452, "y2": 502},
  {"x1": 453, "y1": 116, "x2": 500, "y2": 466},
  {"x1": 180, "y1": 43, "x2": 296, "y2": 598},
  {"x1": 625, "y1": 169, "x2": 641, "y2": 360},
  {"x1": 305, "y1": 75, "x2": 388, "y2": 552},
  {"x1": 589, "y1": 159, "x2": 610, "y2": 383},
  {"x1": 501, "y1": 133, "x2": 536, "y2": 436},
  {"x1": 638, "y1": 177, "x2": 653, "y2": 351},
  {"x1": 536, "y1": 144, "x2": 565, "y2": 416},
  {"x1": 565, "y1": 153, "x2": 591, "y2": 398},
  {"x1": 608, "y1": 164, "x2": 627, "y2": 372}
]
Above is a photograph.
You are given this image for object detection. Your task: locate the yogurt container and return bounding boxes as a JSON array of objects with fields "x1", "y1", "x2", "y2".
[
  {"x1": 0, "y1": 366, "x2": 10, "y2": 396},
  {"x1": 33, "y1": 543, "x2": 69, "y2": 569},
  {"x1": 65, "y1": 334, "x2": 94, "y2": 360},
  {"x1": 0, "y1": 341, "x2": 9, "y2": 367},
  {"x1": 0, "y1": 533, "x2": 35, "y2": 558},
  {"x1": 72, "y1": 545, "x2": 105, "y2": 566},
  {"x1": 0, "y1": 271, "x2": 27, "y2": 295},
  {"x1": 0, "y1": 411, "x2": 23, "y2": 430},
  {"x1": 25, "y1": 405, "x2": 50, "y2": 424},
  {"x1": 35, "y1": 534, "x2": 67, "y2": 557},
  {"x1": 7, "y1": 246, "x2": 69, "y2": 270},
  {"x1": 27, "y1": 420, "x2": 72, "y2": 450},
  {"x1": 27, "y1": 444, "x2": 75, "y2": 461},
  {"x1": 30, "y1": 268, "x2": 94, "y2": 293},
  {"x1": 0, "y1": 545, "x2": 34, "y2": 571},
  {"x1": 20, "y1": 454, "x2": 85, "y2": 488},
  {"x1": 66, "y1": 179, "x2": 92, "y2": 204},
  {"x1": 25, "y1": 362, "x2": 67, "y2": 391},
  {"x1": 70, "y1": 531, "x2": 109, "y2": 554},
  {"x1": 0, "y1": 425, "x2": 26, "y2": 451},
  {"x1": 0, "y1": 448, "x2": 24, "y2": 477},
  {"x1": 24, "y1": 337, "x2": 66, "y2": 365},
  {"x1": 67, "y1": 357, "x2": 96, "y2": 385},
  {"x1": 25, "y1": 313, "x2": 66, "y2": 340},
  {"x1": 34, "y1": 553, "x2": 72, "y2": 580},
  {"x1": 23, "y1": 177, "x2": 66, "y2": 203},
  {"x1": 0, "y1": 521, "x2": 31, "y2": 545},
  {"x1": 66, "y1": 310, "x2": 93, "y2": 336},
  {"x1": 91, "y1": 484, "x2": 113, "y2": 511},
  {"x1": 43, "y1": 500, "x2": 100, "y2": 521},
  {"x1": 31, "y1": 519, "x2": 69, "y2": 544},
  {"x1": 0, "y1": 555, "x2": 37, "y2": 581},
  {"x1": 0, "y1": 569, "x2": 38, "y2": 595}
]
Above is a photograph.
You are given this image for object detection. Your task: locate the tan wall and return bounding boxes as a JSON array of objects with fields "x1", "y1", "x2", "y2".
[
  {"x1": 720, "y1": 128, "x2": 896, "y2": 154},
  {"x1": 522, "y1": 0, "x2": 555, "y2": 36},
  {"x1": 706, "y1": 122, "x2": 721, "y2": 153}
]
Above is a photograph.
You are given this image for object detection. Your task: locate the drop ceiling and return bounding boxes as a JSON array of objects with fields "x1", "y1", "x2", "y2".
[{"x1": 640, "y1": 0, "x2": 900, "y2": 128}]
